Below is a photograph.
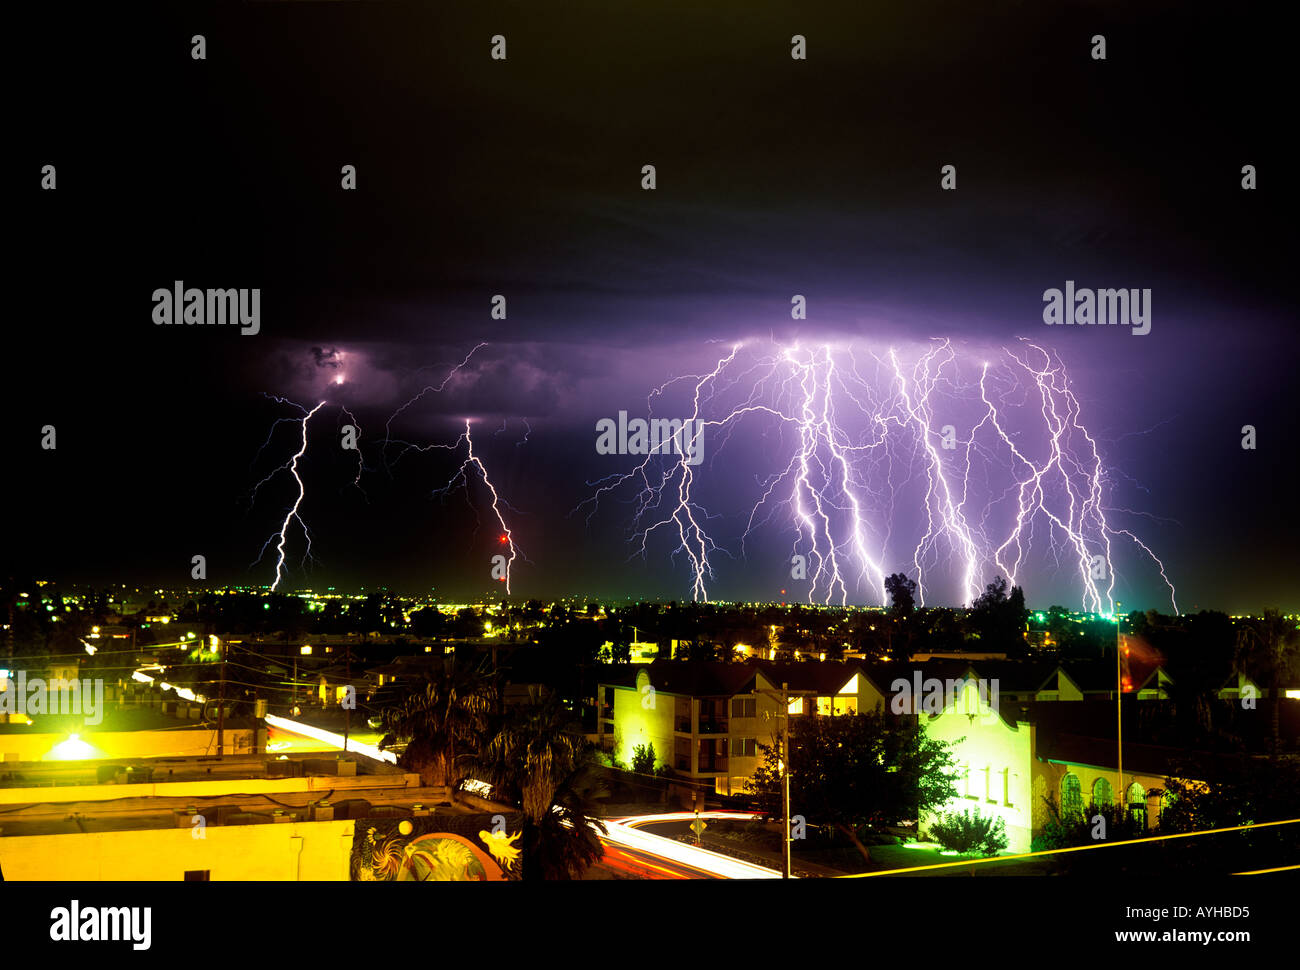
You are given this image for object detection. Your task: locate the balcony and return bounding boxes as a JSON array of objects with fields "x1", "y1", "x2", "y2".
[{"x1": 675, "y1": 716, "x2": 729, "y2": 734}]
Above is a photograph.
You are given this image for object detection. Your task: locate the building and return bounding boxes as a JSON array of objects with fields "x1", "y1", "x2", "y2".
[
  {"x1": 0, "y1": 750, "x2": 520, "y2": 880},
  {"x1": 917, "y1": 688, "x2": 1232, "y2": 853},
  {"x1": 596, "y1": 660, "x2": 886, "y2": 796}
]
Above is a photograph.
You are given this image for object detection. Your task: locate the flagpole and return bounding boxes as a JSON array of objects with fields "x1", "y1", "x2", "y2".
[{"x1": 1116, "y1": 602, "x2": 1123, "y2": 809}]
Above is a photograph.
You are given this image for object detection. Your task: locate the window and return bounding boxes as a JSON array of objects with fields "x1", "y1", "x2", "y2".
[
  {"x1": 184, "y1": 870, "x2": 210, "y2": 881},
  {"x1": 1127, "y1": 783, "x2": 1147, "y2": 830},
  {"x1": 1061, "y1": 774, "x2": 1083, "y2": 819},
  {"x1": 1002, "y1": 768, "x2": 1013, "y2": 807},
  {"x1": 1092, "y1": 777, "x2": 1113, "y2": 809},
  {"x1": 730, "y1": 737, "x2": 757, "y2": 758},
  {"x1": 731, "y1": 697, "x2": 756, "y2": 718}
]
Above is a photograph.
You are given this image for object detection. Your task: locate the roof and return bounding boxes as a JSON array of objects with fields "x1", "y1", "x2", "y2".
[
  {"x1": 753, "y1": 660, "x2": 876, "y2": 695},
  {"x1": 1059, "y1": 658, "x2": 1168, "y2": 693},
  {"x1": 1036, "y1": 732, "x2": 1245, "y2": 779},
  {"x1": 597, "y1": 661, "x2": 761, "y2": 697},
  {"x1": 597, "y1": 659, "x2": 884, "y2": 698}
]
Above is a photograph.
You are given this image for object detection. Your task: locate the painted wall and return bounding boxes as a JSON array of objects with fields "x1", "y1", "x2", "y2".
[
  {"x1": 0, "y1": 819, "x2": 356, "y2": 880},
  {"x1": 0, "y1": 727, "x2": 264, "y2": 763},
  {"x1": 918, "y1": 681, "x2": 1035, "y2": 853},
  {"x1": 609, "y1": 673, "x2": 676, "y2": 771},
  {"x1": 0, "y1": 772, "x2": 421, "y2": 807}
]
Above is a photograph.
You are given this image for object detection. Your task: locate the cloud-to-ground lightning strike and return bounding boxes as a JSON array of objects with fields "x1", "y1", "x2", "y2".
[
  {"x1": 578, "y1": 339, "x2": 1178, "y2": 612},
  {"x1": 380, "y1": 344, "x2": 527, "y2": 593},
  {"x1": 430, "y1": 421, "x2": 526, "y2": 593},
  {"x1": 339, "y1": 405, "x2": 366, "y2": 491},
  {"x1": 251, "y1": 400, "x2": 327, "y2": 591}
]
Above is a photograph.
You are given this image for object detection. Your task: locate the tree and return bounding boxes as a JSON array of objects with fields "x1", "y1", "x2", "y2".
[
  {"x1": 1032, "y1": 793, "x2": 1145, "y2": 860},
  {"x1": 677, "y1": 638, "x2": 716, "y2": 661},
  {"x1": 379, "y1": 660, "x2": 496, "y2": 790},
  {"x1": 746, "y1": 710, "x2": 958, "y2": 862},
  {"x1": 465, "y1": 696, "x2": 608, "y2": 880},
  {"x1": 1158, "y1": 754, "x2": 1300, "y2": 873},
  {"x1": 967, "y1": 576, "x2": 1029, "y2": 653},
  {"x1": 1234, "y1": 609, "x2": 1300, "y2": 756},
  {"x1": 884, "y1": 572, "x2": 918, "y2": 658},
  {"x1": 884, "y1": 573, "x2": 917, "y2": 616},
  {"x1": 409, "y1": 606, "x2": 447, "y2": 639}
]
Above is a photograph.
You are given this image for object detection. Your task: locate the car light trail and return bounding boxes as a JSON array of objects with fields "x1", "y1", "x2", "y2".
[
  {"x1": 603, "y1": 811, "x2": 784, "y2": 878},
  {"x1": 132, "y1": 667, "x2": 397, "y2": 764}
]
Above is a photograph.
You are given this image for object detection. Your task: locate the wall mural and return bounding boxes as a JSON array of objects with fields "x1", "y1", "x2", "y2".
[{"x1": 351, "y1": 812, "x2": 525, "y2": 881}]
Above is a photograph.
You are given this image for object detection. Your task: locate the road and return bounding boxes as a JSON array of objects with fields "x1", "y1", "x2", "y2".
[{"x1": 592, "y1": 812, "x2": 783, "y2": 879}]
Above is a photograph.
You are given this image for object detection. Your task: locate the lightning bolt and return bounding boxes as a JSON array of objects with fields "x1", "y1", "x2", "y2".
[
  {"x1": 250, "y1": 399, "x2": 327, "y2": 591},
  {"x1": 976, "y1": 340, "x2": 1179, "y2": 615},
  {"x1": 431, "y1": 420, "x2": 526, "y2": 594},
  {"x1": 579, "y1": 339, "x2": 1178, "y2": 612},
  {"x1": 382, "y1": 342, "x2": 488, "y2": 471},
  {"x1": 339, "y1": 405, "x2": 366, "y2": 491},
  {"x1": 382, "y1": 345, "x2": 527, "y2": 593}
]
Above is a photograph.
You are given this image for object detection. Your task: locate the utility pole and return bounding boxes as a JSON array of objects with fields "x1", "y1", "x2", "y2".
[
  {"x1": 757, "y1": 681, "x2": 817, "y2": 879},
  {"x1": 342, "y1": 642, "x2": 352, "y2": 758},
  {"x1": 216, "y1": 636, "x2": 227, "y2": 758},
  {"x1": 1115, "y1": 603, "x2": 1123, "y2": 809},
  {"x1": 782, "y1": 682, "x2": 791, "y2": 879}
]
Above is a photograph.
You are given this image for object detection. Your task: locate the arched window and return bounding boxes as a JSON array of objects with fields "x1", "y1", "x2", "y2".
[
  {"x1": 1061, "y1": 773, "x2": 1083, "y2": 820},
  {"x1": 1091, "y1": 777, "x2": 1113, "y2": 809},
  {"x1": 1158, "y1": 789, "x2": 1173, "y2": 820},
  {"x1": 1127, "y1": 782, "x2": 1147, "y2": 830}
]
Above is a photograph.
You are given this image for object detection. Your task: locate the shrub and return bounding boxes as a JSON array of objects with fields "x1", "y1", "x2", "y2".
[
  {"x1": 631, "y1": 743, "x2": 656, "y2": 775},
  {"x1": 928, "y1": 807, "x2": 1008, "y2": 857}
]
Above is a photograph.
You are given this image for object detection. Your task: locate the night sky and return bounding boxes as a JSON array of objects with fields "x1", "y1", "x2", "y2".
[{"x1": 8, "y1": 1, "x2": 1296, "y2": 612}]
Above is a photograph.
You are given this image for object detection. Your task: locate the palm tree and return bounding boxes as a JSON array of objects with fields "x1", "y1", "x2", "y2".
[
  {"x1": 379, "y1": 658, "x2": 496, "y2": 791},
  {"x1": 465, "y1": 696, "x2": 607, "y2": 880},
  {"x1": 1234, "y1": 609, "x2": 1300, "y2": 756}
]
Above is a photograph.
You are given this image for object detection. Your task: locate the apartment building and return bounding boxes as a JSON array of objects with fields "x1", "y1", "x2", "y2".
[{"x1": 596, "y1": 660, "x2": 886, "y2": 796}]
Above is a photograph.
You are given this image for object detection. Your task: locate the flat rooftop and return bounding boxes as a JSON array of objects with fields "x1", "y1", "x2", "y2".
[{"x1": 0, "y1": 751, "x2": 469, "y2": 837}]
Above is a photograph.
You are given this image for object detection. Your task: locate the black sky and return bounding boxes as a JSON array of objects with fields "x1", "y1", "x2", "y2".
[{"x1": 8, "y1": 1, "x2": 1297, "y2": 612}]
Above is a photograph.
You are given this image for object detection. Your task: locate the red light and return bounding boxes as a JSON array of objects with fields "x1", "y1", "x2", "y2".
[
  {"x1": 780, "y1": 589, "x2": 786, "y2": 595},
  {"x1": 498, "y1": 534, "x2": 508, "y2": 543}
]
